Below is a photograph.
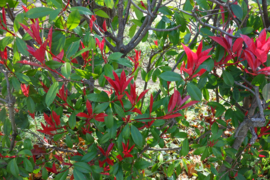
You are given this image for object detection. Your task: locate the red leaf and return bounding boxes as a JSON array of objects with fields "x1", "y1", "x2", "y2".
[
  {"x1": 154, "y1": 40, "x2": 158, "y2": 46},
  {"x1": 168, "y1": 89, "x2": 179, "y2": 113},
  {"x1": 131, "y1": 108, "x2": 142, "y2": 114},
  {"x1": 102, "y1": 20, "x2": 107, "y2": 32},
  {"x1": 116, "y1": 155, "x2": 123, "y2": 161},
  {"x1": 101, "y1": 38, "x2": 105, "y2": 51},
  {"x1": 233, "y1": 38, "x2": 243, "y2": 53},
  {"x1": 86, "y1": 100, "x2": 93, "y2": 116},
  {"x1": 1, "y1": 48, "x2": 7, "y2": 60},
  {"x1": 137, "y1": 89, "x2": 149, "y2": 102},
  {"x1": 95, "y1": 113, "x2": 107, "y2": 122},
  {"x1": 181, "y1": 43, "x2": 194, "y2": 69},
  {"x1": 158, "y1": 113, "x2": 182, "y2": 119},
  {"x1": 29, "y1": 112, "x2": 35, "y2": 119},
  {"x1": 210, "y1": 36, "x2": 229, "y2": 50},
  {"x1": 97, "y1": 146, "x2": 106, "y2": 156},
  {"x1": 76, "y1": 112, "x2": 90, "y2": 119},
  {"x1": 52, "y1": 111, "x2": 60, "y2": 126},
  {"x1": 122, "y1": 76, "x2": 133, "y2": 94},
  {"x1": 43, "y1": 113, "x2": 54, "y2": 126},
  {"x1": 179, "y1": 101, "x2": 199, "y2": 110},
  {"x1": 22, "y1": 5, "x2": 29, "y2": 12},
  {"x1": 125, "y1": 91, "x2": 134, "y2": 105},
  {"x1": 2, "y1": 7, "x2": 6, "y2": 25},
  {"x1": 140, "y1": 1, "x2": 147, "y2": 9},
  {"x1": 21, "y1": 84, "x2": 29, "y2": 97},
  {"x1": 106, "y1": 143, "x2": 114, "y2": 156}
]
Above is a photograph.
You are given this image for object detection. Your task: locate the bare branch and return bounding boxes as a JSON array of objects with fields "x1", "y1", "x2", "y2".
[
  {"x1": 192, "y1": 7, "x2": 239, "y2": 38},
  {"x1": 262, "y1": 0, "x2": 270, "y2": 28},
  {"x1": 234, "y1": 81, "x2": 255, "y2": 95},
  {"x1": 0, "y1": 66, "x2": 17, "y2": 152},
  {"x1": 0, "y1": 97, "x2": 7, "y2": 103},
  {"x1": 256, "y1": 0, "x2": 266, "y2": 28},
  {"x1": 117, "y1": 0, "x2": 125, "y2": 44}
]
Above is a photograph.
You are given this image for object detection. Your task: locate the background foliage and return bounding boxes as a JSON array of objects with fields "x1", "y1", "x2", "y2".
[{"x1": 1, "y1": 0, "x2": 270, "y2": 179}]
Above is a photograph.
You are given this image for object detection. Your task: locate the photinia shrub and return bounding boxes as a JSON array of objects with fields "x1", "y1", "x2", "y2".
[{"x1": 1, "y1": 0, "x2": 270, "y2": 180}]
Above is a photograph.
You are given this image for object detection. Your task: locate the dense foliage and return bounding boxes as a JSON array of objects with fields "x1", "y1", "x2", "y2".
[{"x1": 1, "y1": 0, "x2": 270, "y2": 179}]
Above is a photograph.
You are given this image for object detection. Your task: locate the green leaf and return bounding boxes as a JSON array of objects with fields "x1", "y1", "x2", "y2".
[
  {"x1": 94, "y1": 102, "x2": 109, "y2": 114},
  {"x1": 61, "y1": 63, "x2": 71, "y2": 79},
  {"x1": 27, "y1": 7, "x2": 54, "y2": 18},
  {"x1": 15, "y1": 72, "x2": 30, "y2": 83},
  {"x1": 200, "y1": 28, "x2": 214, "y2": 37},
  {"x1": 166, "y1": 163, "x2": 175, "y2": 177},
  {"x1": 87, "y1": 93, "x2": 109, "y2": 102},
  {"x1": 159, "y1": 71, "x2": 183, "y2": 82},
  {"x1": 73, "y1": 169, "x2": 87, "y2": 180},
  {"x1": 69, "y1": 112, "x2": 76, "y2": 129},
  {"x1": 104, "y1": 64, "x2": 114, "y2": 78},
  {"x1": 45, "y1": 82, "x2": 60, "y2": 107},
  {"x1": 45, "y1": 61, "x2": 63, "y2": 69},
  {"x1": 95, "y1": 9, "x2": 110, "y2": 18},
  {"x1": 27, "y1": 97, "x2": 35, "y2": 113},
  {"x1": 230, "y1": 4, "x2": 243, "y2": 19},
  {"x1": 134, "y1": 159, "x2": 151, "y2": 169},
  {"x1": 180, "y1": 138, "x2": 189, "y2": 156},
  {"x1": 55, "y1": 170, "x2": 69, "y2": 180},
  {"x1": 70, "y1": 7, "x2": 92, "y2": 15},
  {"x1": 81, "y1": 151, "x2": 97, "y2": 162},
  {"x1": 7, "y1": 159, "x2": 19, "y2": 177},
  {"x1": 67, "y1": 9, "x2": 80, "y2": 30},
  {"x1": 16, "y1": 38, "x2": 29, "y2": 56},
  {"x1": 74, "y1": 162, "x2": 92, "y2": 173},
  {"x1": 131, "y1": 125, "x2": 143, "y2": 148},
  {"x1": 223, "y1": 71, "x2": 234, "y2": 86},
  {"x1": 104, "y1": 0, "x2": 114, "y2": 9},
  {"x1": 113, "y1": 103, "x2": 125, "y2": 118},
  {"x1": 18, "y1": 149, "x2": 33, "y2": 156},
  {"x1": 105, "y1": 111, "x2": 114, "y2": 129},
  {"x1": 193, "y1": 146, "x2": 206, "y2": 155},
  {"x1": 23, "y1": 158, "x2": 33, "y2": 172},
  {"x1": 187, "y1": 83, "x2": 202, "y2": 101},
  {"x1": 66, "y1": 135, "x2": 72, "y2": 148},
  {"x1": 49, "y1": 9, "x2": 62, "y2": 22},
  {"x1": 11, "y1": 77, "x2": 21, "y2": 91},
  {"x1": 129, "y1": 24, "x2": 137, "y2": 38},
  {"x1": 195, "y1": 0, "x2": 208, "y2": 10},
  {"x1": 158, "y1": 6, "x2": 172, "y2": 15},
  {"x1": 122, "y1": 125, "x2": 130, "y2": 140}
]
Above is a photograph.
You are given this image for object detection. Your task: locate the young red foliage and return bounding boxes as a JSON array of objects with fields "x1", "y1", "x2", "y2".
[
  {"x1": 180, "y1": 41, "x2": 212, "y2": 79},
  {"x1": 21, "y1": 84, "x2": 30, "y2": 97},
  {"x1": 77, "y1": 100, "x2": 107, "y2": 122}
]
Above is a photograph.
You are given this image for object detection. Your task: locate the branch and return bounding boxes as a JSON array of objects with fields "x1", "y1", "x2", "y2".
[
  {"x1": 123, "y1": 0, "x2": 132, "y2": 25},
  {"x1": 0, "y1": 66, "x2": 17, "y2": 152},
  {"x1": 26, "y1": 130, "x2": 78, "y2": 153},
  {"x1": 130, "y1": 0, "x2": 149, "y2": 14},
  {"x1": 256, "y1": 0, "x2": 266, "y2": 28},
  {"x1": 117, "y1": 0, "x2": 125, "y2": 45},
  {"x1": 0, "y1": 97, "x2": 7, "y2": 103},
  {"x1": 148, "y1": 24, "x2": 181, "y2": 31},
  {"x1": 83, "y1": 15, "x2": 117, "y2": 52},
  {"x1": 262, "y1": 0, "x2": 270, "y2": 28},
  {"x1": 191, "y1": 7, "x2": 239, "y2": 38},
  {"x1": 234, "y1": 81, "x2": 255, "y2": 95}
]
